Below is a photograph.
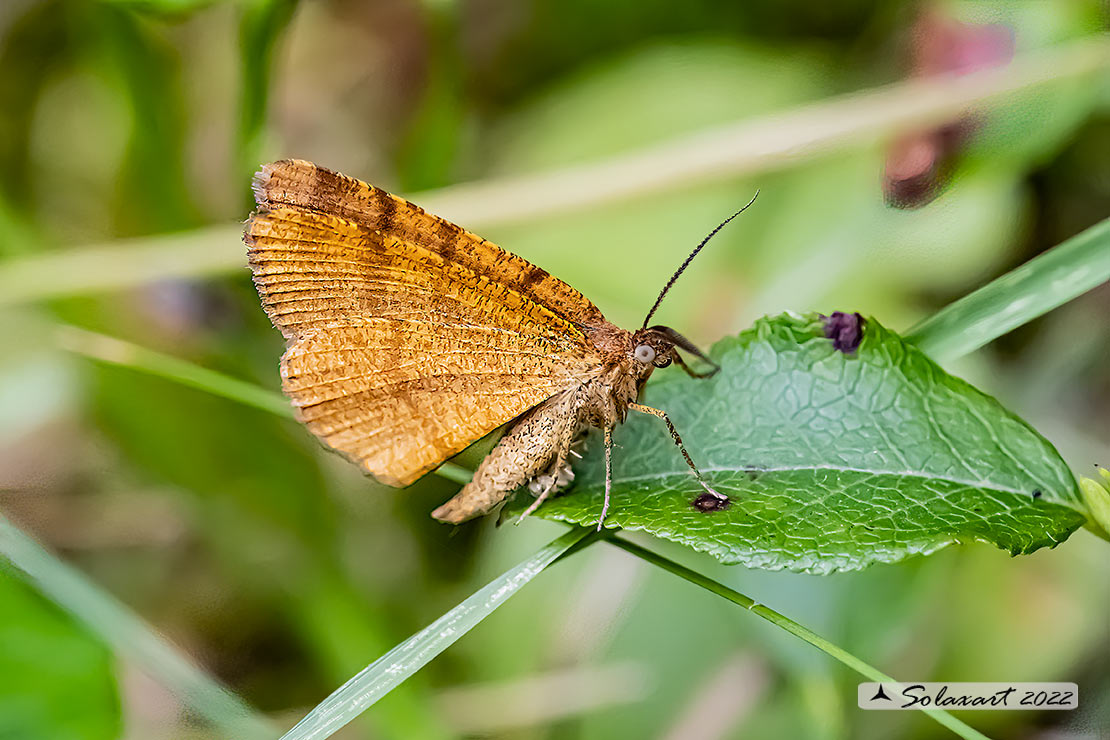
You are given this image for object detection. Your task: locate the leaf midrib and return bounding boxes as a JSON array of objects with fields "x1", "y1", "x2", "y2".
[{"x1": 578, "y1": 463, "x2": 1076, "y2": 506}]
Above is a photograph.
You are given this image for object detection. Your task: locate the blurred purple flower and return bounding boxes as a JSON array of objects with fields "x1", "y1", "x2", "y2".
[{"x1": 883, "y1": 9, "x2": 1014, "y2": 208}]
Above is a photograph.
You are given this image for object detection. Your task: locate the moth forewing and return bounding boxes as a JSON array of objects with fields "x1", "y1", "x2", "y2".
[{"x1": 247, "y1": 160, "x2": 602, "y2": 491}]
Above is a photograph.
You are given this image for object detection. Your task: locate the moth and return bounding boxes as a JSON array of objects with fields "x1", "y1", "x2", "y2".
[{"x1": 245, "y1": 160, "x2": 753, "y2": 527}]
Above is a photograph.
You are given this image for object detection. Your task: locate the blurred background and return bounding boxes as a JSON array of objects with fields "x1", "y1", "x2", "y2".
[{"x1": 0, "y1": 0, "x2": 1108, "y2": 738}]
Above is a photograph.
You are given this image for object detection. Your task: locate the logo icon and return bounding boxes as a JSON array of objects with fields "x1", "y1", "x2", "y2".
[{"x1": 870, "y1": 685, "x2": 892, "y2": 702}]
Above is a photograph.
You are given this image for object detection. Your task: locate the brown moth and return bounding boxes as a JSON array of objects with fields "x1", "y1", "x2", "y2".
[{"x1": 245, "y1": 160, "x2": 753, "y2": 527}]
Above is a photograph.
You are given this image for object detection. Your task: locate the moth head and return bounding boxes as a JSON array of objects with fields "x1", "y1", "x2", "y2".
[
  {"x1": 631, "y1": 326, "x2": 718, "y2": 378},
  {"x1": 630, "y1": 329, "x2": 672, "y2": 369}
]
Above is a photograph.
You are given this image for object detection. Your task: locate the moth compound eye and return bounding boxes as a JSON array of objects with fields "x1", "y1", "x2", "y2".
[{"x1": 634, "y1": 344, "x2": 656, "y2": 364}]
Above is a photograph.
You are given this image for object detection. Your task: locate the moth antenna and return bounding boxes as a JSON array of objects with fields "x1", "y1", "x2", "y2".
[{"x1": 641, "y1": 190, "x2": 759, "y2": 329}]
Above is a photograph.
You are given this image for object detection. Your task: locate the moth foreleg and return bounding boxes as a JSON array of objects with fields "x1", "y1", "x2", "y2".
[
  {"x1": 596, "y1": 425, "x2": 614, "y2": 531},
  {"x1": 628, "y1": 402, "x2": 724, "y2": 501},
  {"x1": 671, "y1": 349, "x2": 718, "y2": 379}
]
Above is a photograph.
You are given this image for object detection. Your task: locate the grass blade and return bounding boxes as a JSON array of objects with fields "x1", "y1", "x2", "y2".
[
  {"x1": 0, "y1": 226, "x2": 242, "y2": 308},
  {"x1": 279, "y1": 527, "x2": 595, "y2": 740},
  {"x1": 907, "y1": 217, "x2": 1110, "y2": 361},
  {"x1": 56, "y1": 323, "x2": 474, "y2": 484},
  {"x1": 0, "y1": 514, "x2": 276, "y2": 740},
  {"x1": 2, "y1": 37, "x2": 1106, "y2": 307},
  {"x1": 57, "y1": 324, "x2": 294, "y2": 418},
  {"x1": 607, "y1": 535, "x2": 990, "y2": 740}
]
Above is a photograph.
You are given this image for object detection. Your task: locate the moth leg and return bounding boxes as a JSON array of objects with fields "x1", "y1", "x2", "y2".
[
  {"x1": 516, "y1": 452, "x2": 567, "y2": 524},
  {"x1": 433, "y1": 390, "x2": 585, "y2": 525},
  {"x1": 596, "y1": 425, "x2": 614, "y2": 531},
  {"x1": 672, "y1": 350, "x2": 718, "y2": 379},
  {"x1": 628, "y1": 402, "x2": 724, "y2": 500}
]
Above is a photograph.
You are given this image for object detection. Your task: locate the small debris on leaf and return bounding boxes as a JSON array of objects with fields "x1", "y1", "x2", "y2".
[
  {"x1": 692, "y1": 492, "x2": 731, "y2": 512},
  {"x1": 822, "y1": 311, "x2": 865, "y2": 353}
]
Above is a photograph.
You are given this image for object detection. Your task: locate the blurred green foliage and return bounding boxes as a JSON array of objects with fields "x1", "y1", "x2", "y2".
[
  {"x1": 0, "y1": 571, "x2": 119, "y2": 740},
  {"x1": 0, "y1": 0, "x2": 1108, "y2": 738}
]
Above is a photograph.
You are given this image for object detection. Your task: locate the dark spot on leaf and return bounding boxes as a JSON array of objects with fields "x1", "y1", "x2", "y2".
[
  {"x1": 743, "y1": 467, "x2": 763, "y2": 481},
  {"x1": 692, "y1": 492, "x2": 731, "y2": 513},
  {"x1": 1032, "y1": 489, "x2": 1042, "y2": 499},
  {"x1": 822, "y1": 311, "x2": 865, "y2": 353}
]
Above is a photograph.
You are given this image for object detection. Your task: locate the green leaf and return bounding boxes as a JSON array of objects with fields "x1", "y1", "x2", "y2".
[
  {"x1": 0, "y1": 570, "x2": 121, "y2": 740},
  {"x1": 516, "y1": 313, "x2": 1086, "y2": 573}
]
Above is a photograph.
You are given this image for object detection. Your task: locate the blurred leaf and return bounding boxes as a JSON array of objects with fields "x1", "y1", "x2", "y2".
[
  {"x1": 2, "y1": 39, "x2": 1107, "y2": 304},
  {"x1": 516, "y1": 314, "x2": 1084, "y2": 572},
  {"x1": 90, "y1": 3, "x2": 198, "y2": 234},
  {"x1": 91, "y1": 365, "x2": 341, "y2": 553},
  {"x1": 394, "y1": 5, "x2": 466, "y2": 192},
  {"x1": 0, "y1": 570, "x2": 121, "y2": 740},
  {"x1": 0, "y1": 0, "x2": 72, "y2": 213},
  {"x1": 466, "y1": 0, "x2": 879, "y2": 106},
  {"x1": 238, "y1": 0, "x2": 299, "y2": 201},
  {"x1": 279, "y1": 527, "x2": 594, "y2": 740},
  {"x1": 94, "y1": 0, "x2": 217, "y2": 13}
]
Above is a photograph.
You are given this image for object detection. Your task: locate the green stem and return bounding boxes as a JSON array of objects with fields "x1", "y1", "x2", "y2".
[
  {"x1": 56, "y1": 324, "x2": 473, "y2": 485},
  {"x1": 0, "y1": 514, "x2": 276, "y2": 740},
  {"x1": 606, "y1": 535, "x2": 992, "y2": 740},
  {"x1": 906, "y1": 217, "x2": 1110, "y2": 360},
  {"x1": 57, "y1": 324, "x2": 293, "y2": 418}
]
